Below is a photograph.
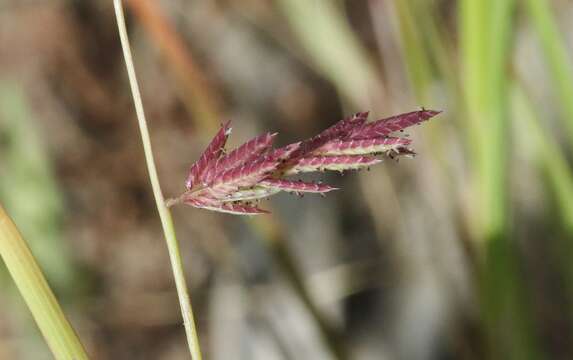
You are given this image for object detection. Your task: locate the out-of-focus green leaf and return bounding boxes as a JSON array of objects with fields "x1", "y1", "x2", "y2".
[
  {"x1": 392, "y1": 0, "x2": 434, "y2": 100},
  {"x1": 513, "y1": 86, "x2": 573, "y2": 232},
  {"x1": 275, "y1": 0, "x2": 381, "y2": 109},
  {"x1": 525, "y1": 0, "x2": 573, "y2": 144},
  {"x1": 0, "y1": 83, "x2": 75, "y2": 294},
  {"x1": 513, "y1": 85, "x2": 573, "y2": 328},
  {"x1": 460, "y1": 0, "x2": 542, "y2": 359},
  {"x1": 460, "y1": 0, "x2": 515, "y2": 242}
]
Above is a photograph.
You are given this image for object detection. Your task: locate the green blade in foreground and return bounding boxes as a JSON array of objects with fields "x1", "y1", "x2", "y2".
[{"x1": 0, "y1": 205, "x2": 89, "y2": 360}]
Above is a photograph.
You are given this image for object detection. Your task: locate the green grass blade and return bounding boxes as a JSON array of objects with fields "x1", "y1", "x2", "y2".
[
  {"x1": 392, "y1": 0, "x2": 434, "y2": 100},
  {"x1": 524, "y1": 0, "x2": 573, "y2": 144},
  {"x1": 460, "y1": 0, "x2": 514, "y2": 240},
  {"x1": 461, "y1": 0, "x2": 542, "y2": 358},
  {"x1": 0, "y1": 84, "x2": 75, "y2": 293},
  {"x1": 275, "y1": 0, "x2": 381, "y2": 108},
  {"x1": 512, "y1": 87, "x2": 573, "y2": 231},
  {"x1": 513, "y1": 85, "x2": 573, "y2": 325},
  {"x1": 389, "y1": 0, "x2": 456, "y2": 160},
  {"x1": 0, "y1": 205, "x2": 89, "y2": 360}
]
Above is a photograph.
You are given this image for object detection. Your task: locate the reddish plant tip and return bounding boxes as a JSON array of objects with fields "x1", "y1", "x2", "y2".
[
  {"x1": 185, "y1": 120, "x2": 232, "y2": 190},
  {"x1": 172, "y1": 109, "x2": 440, "y2": 215},
  {"x1": 348, "y1": 109, "x2": 440, "y2": 139},
  {"x1": 420, "y1": 109, "x2": 442, "y2": 118}
]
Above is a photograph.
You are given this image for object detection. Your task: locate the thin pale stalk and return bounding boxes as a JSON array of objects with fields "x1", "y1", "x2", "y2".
[
  {"x1": 0, "y1": 205, "x2": 88, "y2": 360},
  {"x1": 113, "y1": 1, "x2": 202, "y2": 359}
]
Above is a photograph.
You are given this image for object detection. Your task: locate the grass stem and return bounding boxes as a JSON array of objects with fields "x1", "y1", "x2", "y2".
[{"x1": 113, "y1": 1, "x2": 202, "y2": 359}]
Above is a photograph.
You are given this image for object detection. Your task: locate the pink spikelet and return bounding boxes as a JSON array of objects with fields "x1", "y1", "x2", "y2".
[
  {"x1": 195, "y1": 144, "x2": 299, "y2": 204},
  {"x1": 263, "y1": 142, "x2": 301, "y2": 162},
  {"x1": 185, "y1": 198, "x2": 269, "y2": 215},
  {"x1": 316, "y1": 111, "x2": 369, "y2": 140},
  {"x1": 202, "y1": 132, "x2": 276, "y2": 184},
  {"x1": 185, "y1": 121, "x2": 232, "y2": 189},
  {"x1": 170, "y1": 108, "x2": 440, "y2": 215},
  {"x1": 348, "y1": 109, "x2": 440, "y2": 139},
  {"x1": 313, "y1": 137, "x2": 412, "y2": 156},
  {"x1": 210, "y1": 155, "x2": 281, "y2": 190},
  {"x1": 259, "y1": 179, "x2": 338, "y2": 194},
  {"x1": 283, "y1": 155, "x2": 382, "y2": 175},
  {"x1": 287, "y1": 112, "x2": 370, "y2": 161},
  {"x1": 219, "y1": 186, "x2": 281, "y2": 202}
]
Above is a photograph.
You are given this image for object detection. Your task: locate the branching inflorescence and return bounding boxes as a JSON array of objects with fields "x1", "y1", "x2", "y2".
[{"x1": 167, "y1": 109, "x2": 441, "y2": 215}]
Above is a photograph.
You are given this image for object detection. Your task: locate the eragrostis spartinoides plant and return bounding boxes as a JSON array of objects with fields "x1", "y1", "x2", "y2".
[
  {"x1": 114, "y1": 1, "x2": 439, "y2": 358},
  {"x1": 168, "y1": 109, "x2": 441, "y2": 214}
]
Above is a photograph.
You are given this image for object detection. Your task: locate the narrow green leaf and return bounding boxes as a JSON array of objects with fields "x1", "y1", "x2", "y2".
[
  {"x1": 525, "y1": 0, "x2": 573, "y2": 144},
  {"x1": 0, "y1": 205, "x2": 88, "y2": 360},
  {"x1": 276, "y1": 0, "x2": 381, "y2": 108}
]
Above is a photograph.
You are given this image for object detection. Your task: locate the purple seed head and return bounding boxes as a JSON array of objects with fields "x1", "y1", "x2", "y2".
[{"x1": 170, "y1": 109, "x2": 440, "y2": 215}]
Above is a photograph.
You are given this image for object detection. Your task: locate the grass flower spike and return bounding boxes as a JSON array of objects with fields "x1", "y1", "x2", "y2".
[{"x1": 168, "y1": 109, "x2": 440, "y2": 214}]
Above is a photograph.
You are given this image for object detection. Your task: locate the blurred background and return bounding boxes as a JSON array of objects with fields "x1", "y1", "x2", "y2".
[{"x1": 1, "y1": 0, "x2": 572, "y2": 359}]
